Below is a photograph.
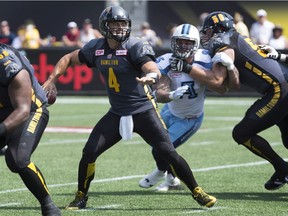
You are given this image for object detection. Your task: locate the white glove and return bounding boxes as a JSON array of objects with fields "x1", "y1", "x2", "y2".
[
  {"x1": 212, "y1": 52, "x2": 235, "y2": 70},
  {"x1": 169, "y1": 85, "x2": 189, "y2": 100},
  {"x1": 259, "y1": 44, "x2": 279, "y2": 60},
  {"x1": 169, "y1": 57, "x2": 192, "y2": 73}
]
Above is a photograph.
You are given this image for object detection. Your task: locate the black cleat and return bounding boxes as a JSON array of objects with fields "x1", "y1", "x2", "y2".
[
  {"x1": 65, "y1": 191, "x2": 88, "y2": 210},
  {"x1": 265, "y1": 171, "x2": 288, "y2": 190},
  {"x1": 0, "y1": 146, "x2": 7, "y2": 156},
  {"x1": 41, "y1": 203, "x2": 61, "y2": 216}
]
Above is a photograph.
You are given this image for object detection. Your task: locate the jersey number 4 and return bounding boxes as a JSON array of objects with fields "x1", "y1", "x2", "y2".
[{"x1": 108, "y1": 67, "x2": 120, "y2": 92}]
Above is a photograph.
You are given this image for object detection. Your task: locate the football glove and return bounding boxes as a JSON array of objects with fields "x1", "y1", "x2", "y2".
[
  {"x1": 259, "y1": 44, "x2": 280, "y2": 60},
  {"x1": 212, "y1": 52, "x2": 235, "y2": 70},
  {"x1": 169, "y1": 57, "x2": 192, "y2": 73},
  {"x1": 168, "y1": 85, "x2": 189, "y2": 100}
]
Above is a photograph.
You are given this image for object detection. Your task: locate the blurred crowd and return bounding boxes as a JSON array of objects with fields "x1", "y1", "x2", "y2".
[{"x1": 0, "y1": 9, "x2": 287, "y2": 50}]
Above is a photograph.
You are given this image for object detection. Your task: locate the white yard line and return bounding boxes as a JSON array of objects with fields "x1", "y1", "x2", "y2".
[
  {"x1": 0, "y1": 160, "x2": 271, "y2": 194},
  {"x1": 0, "y1": 202, "x2": 21, "y2": 207}
]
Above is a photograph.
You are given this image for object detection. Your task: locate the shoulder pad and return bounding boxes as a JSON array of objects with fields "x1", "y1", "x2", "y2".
[{"x1": 208, "y1": 32, "x2": 232, "y2": 56}]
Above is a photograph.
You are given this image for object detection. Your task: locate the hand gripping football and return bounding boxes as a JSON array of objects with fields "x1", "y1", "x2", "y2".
[{"x1": 46, "y1": 90, "x2": 57, "y2": 106}]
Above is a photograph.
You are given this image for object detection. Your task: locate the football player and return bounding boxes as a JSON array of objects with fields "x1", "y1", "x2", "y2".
[
  {"x1": 42, "y1": 6, "x2": 217, "y2": 209},
  {"x1": 171, "y1": 11, "x2": 288, "y2": 190},
  {"x1": 0, "y1": 43, "x2": 61, "y2": 215},
  {"x1": 139, "y1": 24, "x2": 227, "y2": 191}
]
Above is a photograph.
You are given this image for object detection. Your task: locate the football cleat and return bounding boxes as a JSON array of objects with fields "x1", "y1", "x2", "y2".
[
  {"x1": 139, "y1": 169, "x2": 166, "y2": 188},
  {"x1": 264, "y1": 171, "x2": 288, "y2": 190},
  {"x1": 41, "y1": 202, "x2": 61, "y2": 216},
  {"x1": 192, "y1": 186, "x2": 217, "y2": 208},
  {"x1": 155, "y1": 174, "x2": 183, "y2": 192},
  {"x1": 0, "y1": 146, "x2": 7, "y2": 156},
  {"x1": 65, "y1": 191, "x2": 88, "y2": 210}
]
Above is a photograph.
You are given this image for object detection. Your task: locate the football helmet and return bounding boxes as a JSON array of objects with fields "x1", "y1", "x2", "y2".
[
  {"x1": 99, "y1": 6, "x2": 131, "y2": 42},
  {"x1": 171, "y1": 24, "x2": 200, "y2": 59},
  {"x1": 200, "y1": 11, "x2": 234, "y2": 48}
]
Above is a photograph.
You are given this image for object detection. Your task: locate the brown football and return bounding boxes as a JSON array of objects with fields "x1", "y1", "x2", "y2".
[{"x1": 47, "y1": 90, "x2": 57, "y2": 105}]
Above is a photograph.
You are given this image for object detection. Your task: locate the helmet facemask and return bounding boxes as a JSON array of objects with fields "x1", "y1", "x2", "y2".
[
  {"x1": 171, "y1": 37, "x2": 197, "y2": 59},
  {"x1": 171, "y1": 24, "x2": 200, "y2": 59},
  {"x1": 106, "y1": 20, "x2": 131, "y2": 42},
  {"x1": 200, "y1": 28, "x2": 214, "y2": 49},
  {"x1": 99, "y1": 6, "x2": 131, "y2": 42}
]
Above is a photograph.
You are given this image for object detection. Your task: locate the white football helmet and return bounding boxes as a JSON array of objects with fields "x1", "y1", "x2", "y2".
[{"x1": 171, "y1": 24, "x2": 200, "y2": 59}]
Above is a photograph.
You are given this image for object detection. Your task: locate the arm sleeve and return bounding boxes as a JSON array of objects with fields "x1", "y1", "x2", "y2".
[{"x1": 0, "y1": 48, "x2": 23, "y2": 85}]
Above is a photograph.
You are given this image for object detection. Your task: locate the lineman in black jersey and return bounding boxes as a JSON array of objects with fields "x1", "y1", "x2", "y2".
[
  {"x1": 0, "y1": 44, "x2": 61, "y2": 215},
  {"x1": 43, "y1": 6, "x2": 217, "y2": 209},
  {"x1": 171, "y1": 11, "x2": 288, "y2": 191}
]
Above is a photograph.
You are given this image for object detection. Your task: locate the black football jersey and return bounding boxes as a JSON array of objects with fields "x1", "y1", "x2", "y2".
[
  {"x1": 0, "y1": 44, "x2": 47, "y2": 120},
  {"x1": 208, "y1": 31, "x2": 287, "y2": 95},
  {"x1": 79, "y1": 37, "x2": 156, "y2": 116}
]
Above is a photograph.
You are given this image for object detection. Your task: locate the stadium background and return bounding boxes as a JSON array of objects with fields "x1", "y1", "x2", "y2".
[{"x1": 1, "y1": 1, "x2": 287, "y2": 96}]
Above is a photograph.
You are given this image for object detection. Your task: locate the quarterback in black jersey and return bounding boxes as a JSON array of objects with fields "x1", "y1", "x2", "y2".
[
  {"x1": 172, "y1": 11, "x2": 288, "y2": 191},
  {"x1": 0, "y1": 44, "x2": 61, "y2": 215},
  {"x1": 43, "y1": 6, "x2": 217, "y2": 209}
]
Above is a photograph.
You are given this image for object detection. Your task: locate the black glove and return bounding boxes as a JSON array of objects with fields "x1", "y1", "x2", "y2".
[{"x1": 169, "y1": 57, "x2": 192, "y2": 73}]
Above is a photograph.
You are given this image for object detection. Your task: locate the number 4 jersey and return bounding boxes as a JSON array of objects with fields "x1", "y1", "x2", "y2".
[{"x1": 78, "y1": 37, "x2": 156, "y2": 116}]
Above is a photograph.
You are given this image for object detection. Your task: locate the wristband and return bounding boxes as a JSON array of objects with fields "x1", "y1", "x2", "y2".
[
  {"x1": 151, "y1": 90, "x2": 157, "y2": 100},
  {"x1": 279, "y1": 53, "x2": 287, "y2": 63},
  {"x1": 146, "y1": 72, "x2": 159, "y2": 83},
  {"x1": 0, "y1": 123, "x2": 7, "y2": 136}
]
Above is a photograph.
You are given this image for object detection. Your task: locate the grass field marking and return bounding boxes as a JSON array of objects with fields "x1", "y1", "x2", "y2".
[
  {"x1": 44, "y1": 126, "x2": 233, "y2": 135},
  {"x1": 0, "y1": 161, "x2": 273, "y2": 195},
  {"x1": 54, "y1": 97, "x2": 255, "y2": 106},
  {"x1": 79, "y1": 204, "x2": 122, "y2": 211},
  {"x1": 0, "y1": 202, "x2": 21, "y2": 207},
  {"x1": 181, "y1": 206, "x2": 228, "y2": 214},
  {"x1": 195, "y1": 161, "x2": 268, "y2": 172}
]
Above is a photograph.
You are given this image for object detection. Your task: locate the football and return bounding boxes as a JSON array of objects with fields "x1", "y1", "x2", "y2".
[{"x1": 47, "y1": 90, "x2": 57, "y2": 106}]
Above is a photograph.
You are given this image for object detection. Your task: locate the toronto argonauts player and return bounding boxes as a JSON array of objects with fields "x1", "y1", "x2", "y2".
[{"x1": 139, "y1": 24, "x2": 225, "y2": 191}]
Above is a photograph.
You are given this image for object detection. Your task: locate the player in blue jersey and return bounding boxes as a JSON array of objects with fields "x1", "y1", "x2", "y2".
[
  {"x1": 0, "y1": 43, "x2": 61, "y2": 216},
  {"x1": 139, "y1": 24, "x2": 228, "y2": 191},
  {"x1": 43, "y1": 6, "x2": 217, "y2": 209},
  {"x1": 171, "y1": 11, "x2": 288, "y2": 191}
]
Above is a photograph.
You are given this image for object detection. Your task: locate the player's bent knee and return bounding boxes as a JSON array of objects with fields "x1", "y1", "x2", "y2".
[
  {"x1": 232, "y1": 126, "x2": 246, "y2": 144},
  {"x1": 5, "y1": 152, "x2": 29, "y2": 173}
]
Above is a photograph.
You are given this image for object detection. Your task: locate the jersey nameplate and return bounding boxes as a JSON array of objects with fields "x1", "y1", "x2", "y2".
[{"x1": 116, "y1": 50, "x2": 127, "y2": 55}]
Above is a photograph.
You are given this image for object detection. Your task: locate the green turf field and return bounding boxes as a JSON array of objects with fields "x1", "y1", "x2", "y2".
[{"x1": 0, "y1": 96, "x2": 287, "y2": 216}]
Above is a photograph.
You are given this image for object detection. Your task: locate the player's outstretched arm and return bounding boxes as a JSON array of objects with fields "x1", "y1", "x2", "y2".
[{"x1": 259, "y1": 44, "x2": 288, "y2": 64}]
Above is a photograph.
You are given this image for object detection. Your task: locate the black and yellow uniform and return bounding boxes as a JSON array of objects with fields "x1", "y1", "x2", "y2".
[
  {"x1": 76, "y1": 36, "x2": 199, "y2": 194},
  {"x1": 209, "y1": 29, "x2": 288, "y2": 186},
  {"x1": 0, "y1": 44, "x2": 60, "y2": 215}
]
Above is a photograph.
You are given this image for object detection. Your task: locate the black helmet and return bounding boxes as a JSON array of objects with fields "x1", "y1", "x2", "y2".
[
  {"x1": 201, "y1": 11, "x2": 234, "y2": 35},
  {"x1": 99, "y1": 6, "x2": 131, "y2": 42}
]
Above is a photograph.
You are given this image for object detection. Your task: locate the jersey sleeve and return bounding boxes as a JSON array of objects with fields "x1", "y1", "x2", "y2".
[
  {"x1": 208, "y1": 33, "x2": 232, "y2": 56},
  {"x1": 193, "y1": 49, "x2": 212, "y2": 70},
  {"x1": 0, "y1": 48, "x2": 23, "y2": 85},
  {"x1": 79, "y1": 38, "x2": 104, "y2": 68},
  {"x1": 128, "y1": 38, "x2": 156, "y2": 62},
  {"x1": 156, "y1": 53, "x2": 173, "y2": 75}
]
